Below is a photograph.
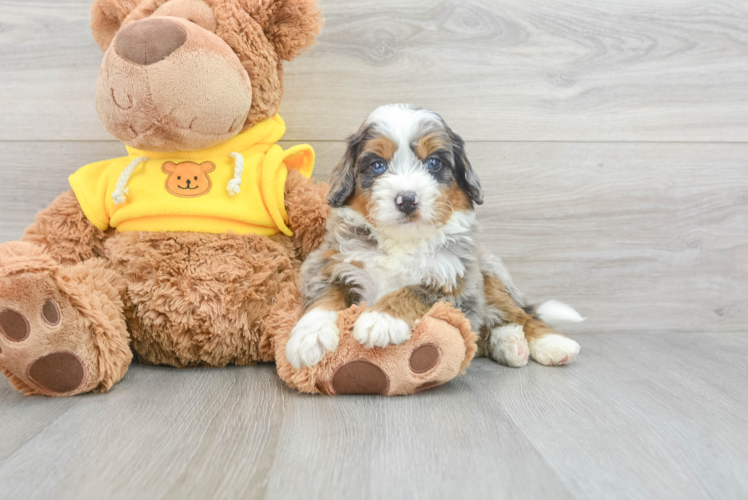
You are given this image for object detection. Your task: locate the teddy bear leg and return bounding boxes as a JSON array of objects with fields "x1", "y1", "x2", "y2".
[
  {"x1": 0, "y1": 242, "x2": 131, "y2": 396},
  {"x1": 274, "y1": 298, "x2": 478, "y2": 396}
]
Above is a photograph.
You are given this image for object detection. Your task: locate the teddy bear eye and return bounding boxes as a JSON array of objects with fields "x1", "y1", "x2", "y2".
[
  {"x1": 177, "y1": 176, "x2": 181, "y2": 180},
  {"x1": 194, "y1": 176, "x2": 198, "y2": 180}
]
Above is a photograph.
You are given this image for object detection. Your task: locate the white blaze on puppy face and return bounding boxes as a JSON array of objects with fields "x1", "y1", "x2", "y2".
[{"x1": 365, "y1": 105, "x2": 445, "y2": 229}]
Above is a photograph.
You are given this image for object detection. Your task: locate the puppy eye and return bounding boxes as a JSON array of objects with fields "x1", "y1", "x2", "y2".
[
  {"x1": 371, "y1": 160, "x2": 387, "y2": 174},
  {"x1": 426, "y1": 157, "x2": 443, "y2": 172}
]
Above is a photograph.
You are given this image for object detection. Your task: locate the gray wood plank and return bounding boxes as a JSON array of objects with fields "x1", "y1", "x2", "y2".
[
  {"x1": 469, "y1": 332, "x2": 748, "y2": 500},
  {"x1": 1, "y1": 140, "x2": 745, "y2": 335},
  {"x1": 1, "y1": 333, "x2": 747, "y2": 500},
  {"x1": 0, "y1": 364, "x2": 290, "y2": 500},
  {"x1": 2, "y1": 0, "x2": 748, "y2": 142}
]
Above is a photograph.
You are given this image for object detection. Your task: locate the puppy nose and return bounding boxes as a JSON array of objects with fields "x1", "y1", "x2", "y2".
[
  {"x1": 115, "y1": 18, "x2": 188, "y2": 65},
  {"x1": 395, "y1": 192, "x2": 418, "y2": 214}
]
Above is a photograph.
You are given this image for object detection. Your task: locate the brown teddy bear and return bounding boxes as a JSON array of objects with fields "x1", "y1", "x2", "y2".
[{"x1": 0, "y1": 0, "x2": 475, "y2": 397}]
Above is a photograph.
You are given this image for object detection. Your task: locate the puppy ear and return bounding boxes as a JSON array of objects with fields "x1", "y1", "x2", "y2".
[
  {"x1": 90, "y1": 0, "x2": 144, "y2": 51},
  {"x1": 447, "y1": 128, "x2": 483, "y2": 205},
  {"x1": 328, "y1": 127, "x2": 366, "y2": 208},
  {"x1": 250, "y1": 0, "x2": 323, "y2": 62}
]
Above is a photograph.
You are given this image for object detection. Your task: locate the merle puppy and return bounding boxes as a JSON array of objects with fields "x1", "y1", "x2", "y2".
[{"x1": 286, "y1": 104, "x2": 583, "y2": 369}]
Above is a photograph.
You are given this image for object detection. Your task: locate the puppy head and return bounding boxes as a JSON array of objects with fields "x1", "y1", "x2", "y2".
[{"x1": 329, "y1": 104, "x2": 482, "y2": 233}]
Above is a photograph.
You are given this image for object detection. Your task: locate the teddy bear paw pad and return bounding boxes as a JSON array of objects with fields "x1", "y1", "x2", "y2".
[
  {"x1": 28, "y1": 352, "x2": 86, "y2": 394},
  {"x1": 331, "y1": 360, "x2": 389, "y2": 395}
]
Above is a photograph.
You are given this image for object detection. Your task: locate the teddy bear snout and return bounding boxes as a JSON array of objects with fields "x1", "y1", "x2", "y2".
[{"x1": 115, "y1": 17, "x2": 187, "y2": 66}]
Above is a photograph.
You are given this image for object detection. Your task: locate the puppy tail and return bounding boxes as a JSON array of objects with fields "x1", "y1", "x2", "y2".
[{"x1": 534, "y1": 300, "x2": 585, "y2": 326}]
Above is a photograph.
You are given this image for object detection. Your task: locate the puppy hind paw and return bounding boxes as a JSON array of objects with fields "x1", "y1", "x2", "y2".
[
  {"x1": 488, "y1": 323, "x2": 529, "y2": 367},
  {"x1": 529, "y1": 334, "x2": 580, "y2": 366}
]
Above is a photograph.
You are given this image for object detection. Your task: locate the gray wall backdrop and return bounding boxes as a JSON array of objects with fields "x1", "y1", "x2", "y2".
[{"x1": 1, "y1": 0, "x2": 746, "y2": 336}]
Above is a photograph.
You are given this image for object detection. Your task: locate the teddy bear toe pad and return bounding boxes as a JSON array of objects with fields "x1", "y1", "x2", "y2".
[
  {"x1": 409, "y1": 343, "x2": 440, "y2": 373},
  {"x1": 0, "y1": 309, "x2": 30, "y2": 342}
]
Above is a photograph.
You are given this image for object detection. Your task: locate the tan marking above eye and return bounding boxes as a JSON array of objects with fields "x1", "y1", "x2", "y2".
[
  {"x1": 363, "y1": 137, "x2": 397, "y2": 162},
  {"x1": 415, "y1": 133, "x2": 449, "y2": 161}
]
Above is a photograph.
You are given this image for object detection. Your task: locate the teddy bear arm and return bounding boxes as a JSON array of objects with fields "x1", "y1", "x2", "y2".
[
  {"x1": 21, "y1": 190, "x2": 110, "y2": 267},
  {"x1": 284, "y1": 170, "x2": 330, "y2": 260}
]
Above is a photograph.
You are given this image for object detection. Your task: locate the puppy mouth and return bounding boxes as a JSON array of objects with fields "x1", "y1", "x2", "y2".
[
  {"x1": 398, "y1": 212, "x2": 421, "y2": 224},
  {"x1": 178, "y1": 185, "x2": 200, "y2": 190}
]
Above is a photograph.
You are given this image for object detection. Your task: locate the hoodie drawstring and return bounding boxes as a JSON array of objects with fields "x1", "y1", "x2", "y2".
[
  {"x1": 112, "y1": 157, "x2": 149, "y2": 205},
  {"x1": 227, "y1": 152, "x2": 244, "y2": 196}
]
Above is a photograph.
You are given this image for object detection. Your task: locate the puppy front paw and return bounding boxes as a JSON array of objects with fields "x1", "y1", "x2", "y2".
[
  {"x1": 352, "y1": 311, "x2": 412, "y2": 349},
  {"x1": 286, "y1": 309, "x2": 340, "y2": 369}
]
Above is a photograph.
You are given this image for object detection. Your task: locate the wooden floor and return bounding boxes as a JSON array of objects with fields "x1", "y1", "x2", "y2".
[
  {"x1": 1, "y1": 0, "x2": 748, "y2": 498},
  {"x1": 2, "y1": 333, "x2": 748, "y2": 500}
]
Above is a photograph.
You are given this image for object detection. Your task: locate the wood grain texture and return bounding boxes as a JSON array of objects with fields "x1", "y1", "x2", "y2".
[
  {"x1": 1, "y1": 333, "x2": 747, "y2": 500},
  {"x1": 2, "y1": 0, "x2": 748, "y2": 141},
  {"x1": 1, "y1": 1, "x2": 747, "y2": 498},
  {"x1": 1, "y1": 140, "x2": 745, "y2": 335}
]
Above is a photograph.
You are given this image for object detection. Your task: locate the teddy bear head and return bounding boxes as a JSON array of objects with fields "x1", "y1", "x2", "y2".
[{"x1": 91, "y1": 0, "x2": 321, "y2": 152}]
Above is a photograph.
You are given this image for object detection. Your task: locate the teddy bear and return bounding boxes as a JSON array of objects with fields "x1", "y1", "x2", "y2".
[{"x1": 0, "y1": 0, "x2": 476, "y2": 397}]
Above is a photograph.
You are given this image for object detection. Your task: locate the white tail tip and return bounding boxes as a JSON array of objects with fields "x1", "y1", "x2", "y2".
[{"x1": 536, "y1": 300, "x2": 585, "y2": 325}]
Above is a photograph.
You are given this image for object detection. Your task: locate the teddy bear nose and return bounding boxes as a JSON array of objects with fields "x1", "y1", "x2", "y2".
[{"x1": 115, "y1": 18, "x2": 188, "y2": 66}]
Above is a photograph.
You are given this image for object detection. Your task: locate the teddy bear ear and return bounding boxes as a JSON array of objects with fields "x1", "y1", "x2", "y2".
[
  {"x1": 252, "y1": 0, "x2": 323, "y2": 62},
  {"x1": 90, "y1": 0, "x2": 145, "y2": 51}
]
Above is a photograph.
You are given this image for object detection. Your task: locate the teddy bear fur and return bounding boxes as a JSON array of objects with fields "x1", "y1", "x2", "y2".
[
  {"x1": 0, "y1": 0, "x2": 329, "y2": 396},
  {"x1": 0, "y1": 0, "x2": 475, "y2": 397}
]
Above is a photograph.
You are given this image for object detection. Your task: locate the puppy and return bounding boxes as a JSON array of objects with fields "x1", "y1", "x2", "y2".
[{"x1": 286, "y1": 104, "x2": 583, "y2": 369}]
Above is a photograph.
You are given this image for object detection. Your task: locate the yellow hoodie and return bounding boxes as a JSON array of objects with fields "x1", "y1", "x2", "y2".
[{"x1": 69, "y1": 115, "x2": 314, "y2": 236}]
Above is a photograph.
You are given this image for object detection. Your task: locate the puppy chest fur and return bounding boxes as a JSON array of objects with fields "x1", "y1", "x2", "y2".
[{"x1": 301, "y1": 104, "x2": 492, "y2": 331}]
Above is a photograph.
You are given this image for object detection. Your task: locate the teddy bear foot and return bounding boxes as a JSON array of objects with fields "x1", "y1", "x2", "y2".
[
  {"x1": 324, "y1": 336, "x2": 445, "y2": 395},
  {"x1": 276, "y1": 302, "x2": 478, "y2": 396},
  {"x1": 0, "y1": 243, "x2": 131, "y2": 396},
  {"x1": 0, "y1": 272, "x2": 96, "y2": 396}
]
